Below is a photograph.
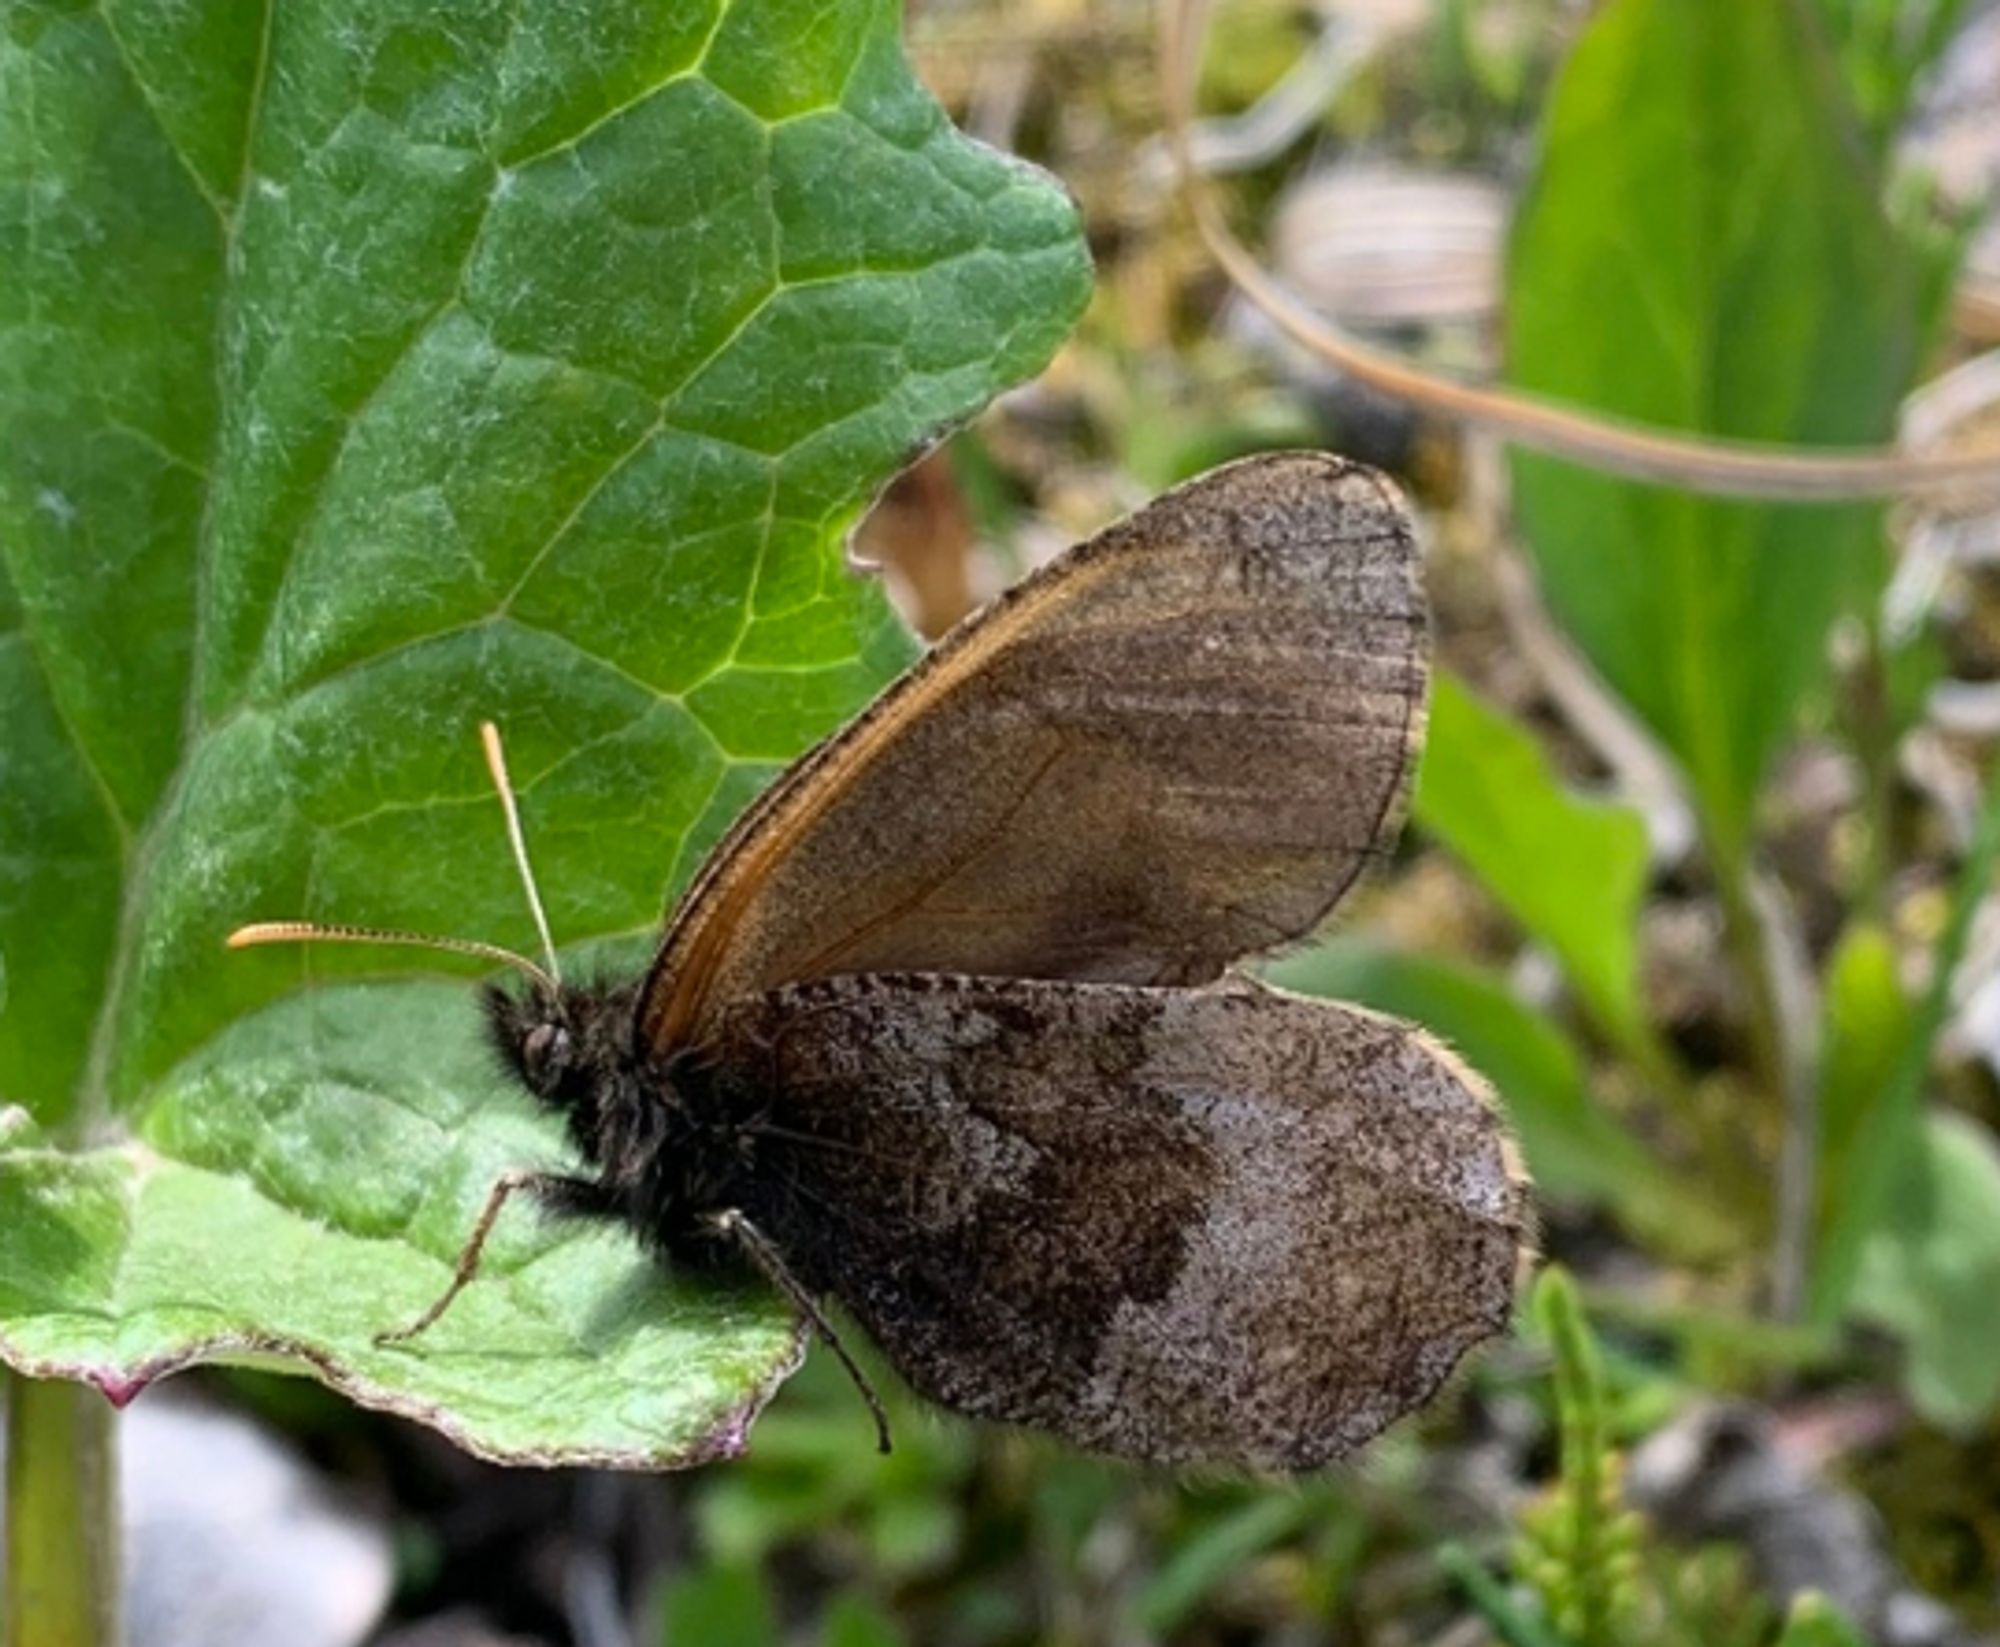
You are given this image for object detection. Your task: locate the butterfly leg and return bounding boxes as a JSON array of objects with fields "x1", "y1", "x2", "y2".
[
  {"x1": 709, "y1": 1208, "x2": 893, "y2": 1455},
  {"x1": 377, "y1": 1168, "x2": 557, "y2": 1346}
]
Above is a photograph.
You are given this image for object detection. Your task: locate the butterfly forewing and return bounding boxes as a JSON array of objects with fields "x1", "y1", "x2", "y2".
[
  {"x1": 717, "y1": 974, "x2": 1528, "y2": 1470},
  {"x1": 641, "y1": 453, "x2": 1425, "y2": 1052}
]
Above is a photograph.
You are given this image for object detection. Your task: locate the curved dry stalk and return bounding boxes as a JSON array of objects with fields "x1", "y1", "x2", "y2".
[{"x1": 1159, "y1": 0, "x2": 2000, "y2": 504}]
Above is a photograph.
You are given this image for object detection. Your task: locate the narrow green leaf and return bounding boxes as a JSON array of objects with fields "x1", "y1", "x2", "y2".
[
  {"x1": 1415, "y1": 670, "x2": 1651, "y2": 1050},
  {"x1": 1811, "y1": 755, "x2": 2000, "y2": 1325},
  {"x1": 1812, "y1": 0, "x2": 1974, "y2": 143},
  {"x1": 1814, "y1": 922, "x2": 1911, "y2": 1249},
  {"x1": 0, "y1": 0, "x2": 1089, "y2": 1465},
  {"x1": 1851, "y1": 1111, "x2": 2000, "y2": 1430},
  {"x1": 1507, "y1": 0, "x2": 1918, "y2": 865},
  {"x1": 1437, "y1": 1543, "x2": 1569, "y2": 1647},
  {"x1": 1136, "y1": 1495, "x2": 1311, "y2": 1635}
]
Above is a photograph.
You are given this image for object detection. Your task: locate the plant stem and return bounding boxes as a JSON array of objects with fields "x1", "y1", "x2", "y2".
[
  {"x1": 1849, "y1": 615, "x2": 1899, "y2": 923},
  {"x1": 1830, "y1": 601, "x2": 1902, "y2": 925},
  {"x1": 4, "y1": 1374, "x2": 118, "y2": 1647},
  {"x1": 1712, "y1": 844, "x2": 1816, "y2": 1321}
]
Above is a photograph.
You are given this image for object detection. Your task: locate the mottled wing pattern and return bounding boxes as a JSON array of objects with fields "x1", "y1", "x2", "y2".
[
  {"x1": 642, "y1": 453, "x2": 1424, "y2": 1050},
  {"x1": 720, "y1": 975, "x2": 1529, "y2": 1470}
]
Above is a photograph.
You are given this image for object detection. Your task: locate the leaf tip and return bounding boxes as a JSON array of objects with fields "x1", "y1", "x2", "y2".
[{"x1": 93, "y1": 1371, "x2": 152, "y2": 1409}]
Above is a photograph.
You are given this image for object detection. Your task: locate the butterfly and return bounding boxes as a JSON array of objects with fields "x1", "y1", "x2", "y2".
[{"x1": 232, "y1": 451, "x2": 1531, "y2": 1471}]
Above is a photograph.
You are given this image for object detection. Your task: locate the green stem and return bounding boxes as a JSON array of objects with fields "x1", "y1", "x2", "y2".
[
  {"x1": 1711, "y1": 848, "x2": 1787, "y2": 1106},
  {"x1": 4, "y1": 1375, "x2": 119, "y2": 1647},
  {"x1": 1849, "y1": 616, "x2": 1899, "y2": 923},
  {"x1": 1711, "y1": 839, "x2": 1816, "y2": 1322}
]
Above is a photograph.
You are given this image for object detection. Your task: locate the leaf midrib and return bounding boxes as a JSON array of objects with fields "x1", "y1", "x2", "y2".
[
  {"x1": 65, "y1": 0, "x2": 749, "y2": 1124},
  {"x1": 49, "y1": 0, "x2": 276, "y2": 1133}
]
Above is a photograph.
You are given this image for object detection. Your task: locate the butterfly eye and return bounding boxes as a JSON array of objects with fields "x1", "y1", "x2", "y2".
[{"x1": 522, "y1": 1022, "x2": 570, "y2": 1076}]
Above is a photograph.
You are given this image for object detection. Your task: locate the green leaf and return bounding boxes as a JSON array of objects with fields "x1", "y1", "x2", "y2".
[
  {"x1": 692, "y1": 1344, "x2": 973, "y2": 1575},
  {"x1": 658, "y1": 1563, "x2": 779, "y2": 1647},
  {"x1": 1136, "y1": 1495, "x2": 1312, "y2": 1635},
  {"x1": 1812, "y1": 0, "x2": 1974, "y2": 144},
  {"x1": 1851, "y1": 1111, "x2": 2000, "y2": 1430},
  {"x1": 0, "y1": 0, "x2": 1088, "y2": 1466},
  {"x1": 1266, "y1": 941, "x2": 1730, "y2": 1255},
  {"x1": 1414, "y1": 670, "x2": 1652, "y2": 1051},
  {"x1": 1774, "y1": 1590, "x2": 1869, "y2": 1647},
  {"x1": 1814, "y1": 922, "x2": 1911, "y2": 1249},
  {"x1": 1811, "y1": 755, "x2": 2000, "y2": 1325},
  {"x1": 820, "y1": 1593, "x2": 908, "y2": 1647},
  {"x1": 1506, "y1": 0, "x2": 1919, "y2": 866},
  {"x1": 1, "y1": 983, "x2": 804, "y2": 1464},
  {"x1": 1438, "y1": 1543, "x2": 1569, "y2": 1647}
]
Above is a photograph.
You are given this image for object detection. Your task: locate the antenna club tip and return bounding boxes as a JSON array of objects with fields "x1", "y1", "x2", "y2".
[{"x1": 225, "y1": 924, "x2": 271, "y2": 949}]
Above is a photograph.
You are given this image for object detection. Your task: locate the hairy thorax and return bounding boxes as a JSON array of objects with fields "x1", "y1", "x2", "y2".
[{"x1": 481, "y1": 978, "x2": 767, "y2": 1268}]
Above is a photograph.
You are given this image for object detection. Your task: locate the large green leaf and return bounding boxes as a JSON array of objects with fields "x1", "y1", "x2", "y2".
[
  {"x1": 1506, "y1": 0, "x2": 1918, "y2": 866},
  {"x1": 0, "y1": 0, "x2": 1089, "y2": 1465},
  {"x1": 1414, "y1": 670, "x2": 1652, "y2": 1052}
]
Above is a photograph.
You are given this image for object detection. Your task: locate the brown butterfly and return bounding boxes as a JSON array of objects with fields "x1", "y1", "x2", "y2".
[{"x1": 232, "y1": 452, "x2": 1530, "y2": 1471}]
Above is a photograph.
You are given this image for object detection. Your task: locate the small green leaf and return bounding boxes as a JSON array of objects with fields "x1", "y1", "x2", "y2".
[
  {"x1": 1814, "y1": 922, "x2": 1911, "y2": 1248},
  {"x1": 820, "y1": 1592, "x2": 908, "y2": 1647},
  {"x1": 1775, "y1": 1589, "x2": 1870, "y2": 1647},
  {"x1": 1507, "y1": 0, "x2": 1919, "y2": 867},
  {"x1": 0, "y1": 0, "x2": 1089, "y2": 1465},
  {"x1": 1851, "y1": 1111, "x2": 2000, "y2": 1430},
  {"x1": 658, "y1": 1563, "x2": 779, "y2": 1647},
  {"x1": 1415, "y1": 670, "x2": 1652, "y2": 1050}
]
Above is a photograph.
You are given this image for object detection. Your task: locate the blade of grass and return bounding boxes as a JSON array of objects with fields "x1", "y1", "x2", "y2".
[
  {"x1": 1809, "y1": 754, "x2": 2000, "y2": 1325},
  {"x1": 1438, "y1": 1542, "x2": 1569, "y2": 1647}
]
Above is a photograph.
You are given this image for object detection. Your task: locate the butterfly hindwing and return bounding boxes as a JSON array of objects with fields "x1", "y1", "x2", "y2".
[
  {"x1": 718, "y1": 973, "x2": 1529, "y2": 1470},
  {"x1": 642, "y1": 453, "x2": 1426, "y2": 1051}
]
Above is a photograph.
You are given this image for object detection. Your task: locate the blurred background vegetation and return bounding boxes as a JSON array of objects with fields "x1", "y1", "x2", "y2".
[{"x1": 46, "y1": 0, "x2": 2000, "y2": 1641}]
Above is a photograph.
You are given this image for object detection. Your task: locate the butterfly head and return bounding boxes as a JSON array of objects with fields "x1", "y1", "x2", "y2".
[
  {"x1": 483, "y1": 977, "x2": 633, "y2": 1109},
  {"x1": 482, "y1": 973, "x2": 678, "y2": 1184}
]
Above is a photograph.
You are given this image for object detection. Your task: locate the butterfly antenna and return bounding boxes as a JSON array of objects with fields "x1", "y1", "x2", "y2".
[
  {"x1": 479, "y1": 720, "x2": 562, "y2": 988},
  {"x1": 226, "y1": 921, "x2": 558, "y2": 995}
]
